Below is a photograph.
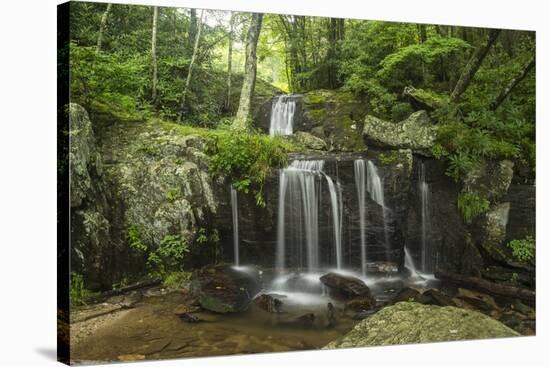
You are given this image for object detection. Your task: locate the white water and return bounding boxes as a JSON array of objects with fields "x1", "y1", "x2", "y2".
[
  {"x1": 276, "y1": 160, "x2": 343, "y2": 272},
  {"x1": 366, "y1": 160, "x2": 390, "y2": 259},
  {"x1": 230, "y1": 186, "x2": 240, "y2": 266},
  {"x1": 324, "y1": 173, "x2": 343, "y2": 269},
  {"x1": 269, "y1": 95, "x2": 297, "y2": 136},
  {"x1": 419, "y1": 162, "x2": 430, "y2": 272},
  {"x1": 354, "y1": 160, "x2": 368, "y2": 276},
  {"x1": 404, "y1": 247, "x2": 420, "y2": 278}
]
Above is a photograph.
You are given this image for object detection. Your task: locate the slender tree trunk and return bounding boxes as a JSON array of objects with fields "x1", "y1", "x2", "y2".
[
  {"x1": 490, "y1": 54, "x2": 535, "y2": 110},
  {"x1": 224, "y1": 13, "x2": 235, "y2": 112},
  {"x1": 96, "y1": 3, "x2": 113, "y2": 52},
  {"x1": 233, "y1": 13, "x2": 263, "y2": 130},
  {"x1": 177, "y1": 10, "x2": 204, "y2": 122},
  {"x1": 450, "y1": 29, "x2": 501, "y2": 103},
  {"x1": 188, "y1": 9, "x2": 198, "y2": 52},
  {"x1": 151, "y1": 6, "x2": 159, "y2": 104}
]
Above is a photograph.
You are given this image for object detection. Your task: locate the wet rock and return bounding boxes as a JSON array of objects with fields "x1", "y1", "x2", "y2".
[
  {"x1": 178, "y1": 313, "x2": 202, "y2": 323},
  {"x1": 362, "y1": 111, "x2": 436, "y2": 156},
  {"x1": 190, "y1": 264, "x2": 260, "y2": 313},
  {"x1": 254, "y1": 294, "x2": 284, "y2": 313},
  {"x1": 417, "y1": 289, "x2": 455, "y2": 307},
  {"x1": 327, "y1": 302, "x2": 337, "y2": 327},
  {"x1": 345, "y1": 297, "x2": 375, "y2": 312},
  {"x1": 455, "y1": 288, "x2": 498, "y2": 313},
  {"x1": 366, "y1": 261, "x2": 399, "y2": 274},
  {"x1": 324, "y1": 302, "x2": 519, "y2": 349},
  {"x1": 320, "y1": 272, "x2": 373, "y2": 300},
  {"x1": 391, "y1": 287, "x2": 421, "y2": 303},
  {"x1": 294, "y1": 313, "x2": 316, "y2": 326},
  {"x1": 173, "y1": 304, "x2": 201, "y2": 315}
]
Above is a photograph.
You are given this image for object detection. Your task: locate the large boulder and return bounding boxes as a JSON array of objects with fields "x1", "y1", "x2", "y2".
[
  {"x1": 363, "y1": 111, "x2": 436, "y2": 155},
  {"x1": 190, "y1": 264, "x2": 261, "y2": 313},
  {"x1": 324, "y1": 302, "x2": 519, "y2": 349}
]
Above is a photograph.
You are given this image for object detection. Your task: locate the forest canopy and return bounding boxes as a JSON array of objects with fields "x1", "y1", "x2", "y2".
[{"x1": 67, "y1": 2, "x2": 535, "y2": 179}]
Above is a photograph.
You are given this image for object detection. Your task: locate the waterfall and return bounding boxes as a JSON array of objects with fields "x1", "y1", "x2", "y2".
[
  {"x1": 275, "y1": 160, "x2": 342, "y2": 272},
  {"x1": 354, "y1": 160, "x2": 367, "y2": 276},
  {"x1": 230, "y1": 186, "x2": 240, "y2": 266},
  {"x1": 269, "y1": 95, "x2": 297, "y2": 136},
  {"x1": 324, "y1": 174, "x2": 343, "y2": 269},
  {"x1": 419, "y1": 162, "x2": 430, "y2": 272},
  {"x1": 366, "y1": 160, "x2": 390, "y2": 259},
  {"x1": 404, "y1": 247, "x2": 420, "y2": 278}
]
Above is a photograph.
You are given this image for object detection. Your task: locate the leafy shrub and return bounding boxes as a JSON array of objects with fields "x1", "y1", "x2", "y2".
[
  {"x1": 391, "y1": 102, "x2": 413, "y2": 121},
  {"x1": 457, "y1": 191, "x2": 490, "y2": 224},
  {"x1": 208, "y1": 132, "x2": 292, "y2": 207},
  {"x1": 127, "y1": 224, "x2": 146, "y2": 251},
  {"x1": 70, "y1": 272, "x2": 88, "y2": 307},
  {"x1": 507, "y1": 236, "x2": 535, "y2": 262},
  {"x1": 162, "y1": 271, "x2": 192, "y2": 289}
]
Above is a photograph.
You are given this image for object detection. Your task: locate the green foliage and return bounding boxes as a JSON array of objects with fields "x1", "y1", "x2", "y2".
[
  {"x1": 165, "y1": 188, "x2": 180, "y2": 203},
  {"x1": 146, "y1": 234, "x2": 190, "y2": 276},
  {"x1": 507, "y1": 236, "x2": 535, "y2": 262},
  {"x1": 391, "y1": 102, "x2": 414, "y2": 121},
  {"x1": 162, "y1": 271, "x2": 192, "y2": 289},
  {"x1": 208, "y1": 132, "x2": 292, "y2": 207},
  {"x1": 70, "y1": 272, "x2": 89, "y2": 307},
  {"x1": 457, "y1": 191, "x2": 490, "y2": 224},
  {"x1": 70, "y1": 43, "x2": 151, "y2": 120},
  {"x1": 378, "y1": 151, "x2": 402, "y2": 166},
  {"x1": 379, "y1": 36, "x2": 471, "y2": 88},
  {"x1": 127, "y1": 224, "x2": 147, "y2": 251}
]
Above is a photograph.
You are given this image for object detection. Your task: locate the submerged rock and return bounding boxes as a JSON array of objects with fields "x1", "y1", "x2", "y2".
[
  {"x1": 190, "y1": 264, "x2": 260, "y2": 313},
  {"x1": 391, "y1": 287, "x2": 421, "y2": 304},
  {"x1": 254, "y1": 293, "x2": 284, "y2": 313},
  {"x1": 324, "y1": 302, "x2": 519, "y2": 348},
  {"x1": 362, "y1": 111, "x2": 436, "y2": 155}
]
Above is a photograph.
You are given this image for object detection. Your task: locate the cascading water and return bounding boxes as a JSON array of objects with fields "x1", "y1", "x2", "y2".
[
  {"x1": 269, "y1": 95, "x2": 297, "y2": 136},
  {"x1": 366, "y1": 160, "x2": 390, "y2": 259},
  {"x1": 354, "y1": 160, "x2": 367, "y2": 276},
  {"x1": 276, "y1": 160, "x2": 342, "y2": 272},
  {"x1": 230, "y1": 186, "x2": 240, "y2": 266},
  {"x1": 419, "y1": 161, "x2": 430, "y2": 272},
  {"x1": 404, "y1": 247, "x2": 420, "y2": 278}
]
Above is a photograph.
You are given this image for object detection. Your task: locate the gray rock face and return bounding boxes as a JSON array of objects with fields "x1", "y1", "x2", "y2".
[
  {"x1": 69, "y1": 104, "x2": 112, "y2": 289},
  {"x1": 363, "y1": 111, "x2": 436, "y2": 155},
  {"x1": 286, "y1": 131, "x2": 327, "y2": 150},
  {"x1": 69, "y1": 104, "x2": 219, "y2": 288},
  {"x1": 324, "y1": 302, "x2": 519, "y2": 349}
]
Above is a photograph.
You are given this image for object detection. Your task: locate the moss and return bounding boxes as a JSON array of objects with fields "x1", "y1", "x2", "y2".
[
  {"x1": 304, "y1": 108, "x2": 327, "y2": 121},
  {"x1": 378, "y1": 151, "x2": 402, "y2": 166},
  {"x1": 325, "y1": 302, "x2": 518, "y2": 349},
  {"x1": 304, "y1": 93, "x2": 327, "y2": 104}
]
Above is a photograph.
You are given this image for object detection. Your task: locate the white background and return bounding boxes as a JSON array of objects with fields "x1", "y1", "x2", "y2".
[{"x1": 0, "y1": 0, "x2": 546, "y2": 366}]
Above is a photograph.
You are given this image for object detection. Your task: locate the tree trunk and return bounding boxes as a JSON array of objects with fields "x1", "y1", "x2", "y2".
[
  {"x1": 188, "y1": 9, "x2": 198, "y2": 52},
  {"x1": 490, "y1": 54, "x2": 535, "y2": 110},
  {"x1": 224, "y1": 13, "x2": 235, "y2": 112},
  {"x1": 450, "y1": 29, "x2": 501, "y2": 103},
  {"x1": 96, "y1": 3, "x2": 112, "y2": 52},
  {"x1": 151, "y1": 6, "x2": 159, "y2": 104},
  {"x1": 177, "y1": 10, "x2": 204, "y2": 122},
  {"x1": 233, "y1": 13, "x2": 263, "y2": 130},
  {"x1": 435, "y1": 271, "x2": 535, "y2": 306}
]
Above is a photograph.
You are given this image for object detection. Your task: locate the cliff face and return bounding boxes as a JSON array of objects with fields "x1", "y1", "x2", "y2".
[{"x1": 69, "y1": 105, "x2": 221, "y2": 289}]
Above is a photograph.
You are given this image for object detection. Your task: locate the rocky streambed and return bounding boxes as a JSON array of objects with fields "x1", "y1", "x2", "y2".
[{"x1": 69, "y1": 265, "x2": 534, "y2": 364}]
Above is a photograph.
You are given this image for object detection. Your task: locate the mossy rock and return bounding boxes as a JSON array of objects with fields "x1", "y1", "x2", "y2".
[
  {"x1": 363, "y1": 110, "x2": 437, "y2": 156},
  {"x1": 324, "y1": 302, "x2": 519, "y2": 349},
  {"x1": 302, "y1": 89, "x2": 369, "y2": 152}
]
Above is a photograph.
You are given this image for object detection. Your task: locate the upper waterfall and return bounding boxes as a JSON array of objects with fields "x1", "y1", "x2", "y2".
[{"x1": 269, "y1": 95, "x2": 298, "y2": 136}]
